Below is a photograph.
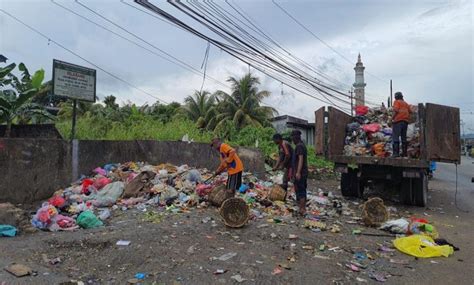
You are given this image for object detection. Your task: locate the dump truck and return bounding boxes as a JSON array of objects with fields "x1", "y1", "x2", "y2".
[{"x1": 315, "y1": 103, "x2": 461, "y2": 206}]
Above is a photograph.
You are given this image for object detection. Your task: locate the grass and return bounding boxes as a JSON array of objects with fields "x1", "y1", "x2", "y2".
[{"x1": 56, "y1": 116, "x2": 333, "y2": 169}]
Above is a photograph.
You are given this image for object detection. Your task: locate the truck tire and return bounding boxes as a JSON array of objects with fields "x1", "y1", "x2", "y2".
[
  {"x1": 413, "y1": 173, "x2": 428, "y2": 207},
  {"x1": 341, "y1": 169, "x2": 362, "y2": 198},
  {"x1": 400, "y1": 179, "x2": 413, "y2": 205}
]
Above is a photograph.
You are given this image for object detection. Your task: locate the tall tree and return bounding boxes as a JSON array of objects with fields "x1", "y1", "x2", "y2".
[
  {"x1": 182, "y1": 90, "x2": 217, "y2": 129},
  {"x1": 103, "y1": 95, "x2": 119, "y2": 110},
  {"x1": 0, "y1": 63, "x2": 54, "y2": 137},
  {"x1": 214, "y1": 73, "x2": 276, "y2": 131}
]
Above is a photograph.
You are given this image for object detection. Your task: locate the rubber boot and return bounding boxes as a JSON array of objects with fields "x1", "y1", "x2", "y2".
[{"x1": 392, "y1": 143, "x2": 400, "y2": 157}]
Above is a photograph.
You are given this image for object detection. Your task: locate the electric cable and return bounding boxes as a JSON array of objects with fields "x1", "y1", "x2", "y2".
[{"x1": 0, "y1": 8, "x2": 169, "y2": 104}]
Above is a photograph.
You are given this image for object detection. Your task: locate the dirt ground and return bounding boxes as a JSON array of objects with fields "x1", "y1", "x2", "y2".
[{"x1": 0, "y1": 176, "x2": 473, "y2": 285}]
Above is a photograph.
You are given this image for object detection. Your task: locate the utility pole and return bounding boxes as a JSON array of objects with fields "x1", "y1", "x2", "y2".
[
  {"x1": 349, "y1": 88, "x2": 354, "y2": 116},
  {"x1": 460, "y1": 119, "x2": 465, "y2": 155},
  {"x1": 390, "y1": 79, "x2": 393, "y2": 107}
]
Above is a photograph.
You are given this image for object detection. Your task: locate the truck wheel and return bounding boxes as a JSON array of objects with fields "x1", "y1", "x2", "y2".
[
  {"x1": 413, "y1": 173, "x2": 428, "y2": 207},
  {"x1": 341, "y1": 169, "x2": 362, "y2": 198},
  {"x1": 400, "y1": 179, "x2": 413, "y2": 205}
]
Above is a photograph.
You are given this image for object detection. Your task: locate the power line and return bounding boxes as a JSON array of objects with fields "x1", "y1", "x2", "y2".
[
  {"x1": 74, "y1": 0, "x2": 233, "y2": 90},
  {"x1": 143, "y1": 0, "x2": 352, "y2": 109},
  {"x1": 271, "y1": 0, "x2": 389, "y2": 85},
  {"x1": 0, "y1": 8, "x2": 169, "y2": 104}
]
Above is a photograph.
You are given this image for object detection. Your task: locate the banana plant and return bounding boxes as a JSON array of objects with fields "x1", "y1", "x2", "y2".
[{"x1": 0, "y1": 63, "x2": 54, "y2": 137}]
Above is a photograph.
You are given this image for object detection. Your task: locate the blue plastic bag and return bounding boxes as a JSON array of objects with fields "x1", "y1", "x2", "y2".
[{"x1": 0, "y1": 225, "x2": 17, "y2": 237}]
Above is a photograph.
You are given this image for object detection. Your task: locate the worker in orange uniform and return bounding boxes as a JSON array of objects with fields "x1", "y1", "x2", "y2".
[
  {"x1": 392, "y1": 91, "x2": 412, "y2": 157},
  {"x1": 211, "y1": 138, "x2": 244, "y2": 195}
]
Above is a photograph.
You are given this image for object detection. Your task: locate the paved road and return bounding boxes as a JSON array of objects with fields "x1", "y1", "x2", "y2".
[{"x1": 432, "y1": 155, "x2": 474, "y2": 211}]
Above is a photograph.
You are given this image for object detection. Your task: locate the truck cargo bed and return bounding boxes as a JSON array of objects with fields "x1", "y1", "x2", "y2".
[{"x1": 331, "y1": 155, "x2": 429, "y2": 168}]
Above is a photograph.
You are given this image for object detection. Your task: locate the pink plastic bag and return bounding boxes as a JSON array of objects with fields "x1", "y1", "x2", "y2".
[
  {"x1": 362, "y1": 123, "x2": 381, "y2": 133},
  {"x1": 54, "y1": 214, "x2": 76, "y2": 229},
  {"x1": 93, "y1": 167, "x2": 107, "y2": 176},
  {"x1": 196, "y1": 184, "x2": 213, "y2": 197},
  {"x1": 94, "y1": 177, "x2": 112, "y2": 190}
]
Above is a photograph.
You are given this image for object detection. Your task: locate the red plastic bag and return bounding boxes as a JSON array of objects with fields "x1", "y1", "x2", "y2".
[
  {"x1": 362, "y1": 123, "x2": 381, "y2": 133},
  {"x1": 82, "y1": 179, "x2": 94, "y2": 194},
  {"x1": 355, "y1": 105, "x2": 369, "y2": 116},
  {"x1": 48, "y1": 195, "x2": 66, "y2": 208}
]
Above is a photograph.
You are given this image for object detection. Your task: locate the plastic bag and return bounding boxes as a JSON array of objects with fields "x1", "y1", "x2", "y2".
[
  {"x1": 48, "y1": 195, "x2": 66, "y2": 208},
  {"x1": 103, "y1": 163, "x2": 118, "y2": 172},
  {"x1": 355, "y1": 105, "x2": 369, "y2": 116},
  {"x1": 187, "y1": 169, "x2": 202, "y2": 183},
  {"x1": 393, "y1": 235, "x2": 453, "y2": 258},
  {"x1": 98, "y1": 209, "x2": 111, "y2": 221},
  {"x1": 0, "y1": 225, "x2": 17, "y2": 237},
  {"x1": 161, "y1": 186, "x2": 178, "y2": 200},
  {"x1": 53, "y1": 214, "x2": 77, "y2": 230},
  {"x1": 90, "y1": 181, "x2": 124, "y2": 207},
  {"x1": 362, "y1": 123, "x2": 381, "y2": 133},
  {"x1": 77, "y1": 211, "x2": 103, "y2": 229},
  {"x1": 81, "y1": 179, "x2": 94, "y2": 194},
  {"x1": 31, "y1": 203, "x2": 58, "y2": 229},
  {"x1": 346, "y1": 122, "x2": 361, "y2": 132},
  {"x1": 93, "y1": 167, "x2": 107, "y2": 176},
  {"x1": 380, "y1": 218, "x2": 409, "y2": 234},
  {"x1": 196, "y1": 184, "x2": 213, "y2": 197},
  {"x1": 94, "y1": 177, "x2": 112, "y2": 190}
]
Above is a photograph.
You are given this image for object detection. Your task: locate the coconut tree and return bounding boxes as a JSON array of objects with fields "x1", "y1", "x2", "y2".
[
  {"x1": 182, "y1": 90, "x2": 218, "y2": 129},
  {"x1": 214, "y1": 73, "x2": 276, "y2": 131},
  {"x1": 0, "y1": 63, "x2": 54, "y2": 137}
]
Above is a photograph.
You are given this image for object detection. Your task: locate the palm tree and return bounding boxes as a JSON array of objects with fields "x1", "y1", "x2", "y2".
[
  {"x1": 103, "y1": 95, "x2": 119, "y2": 110},
  {"x1": 182, "y1": 90, "x2": 218, "y2": 129},
  {"x1": 214, "y1": 73, "x2": 276, "y2": 131}
]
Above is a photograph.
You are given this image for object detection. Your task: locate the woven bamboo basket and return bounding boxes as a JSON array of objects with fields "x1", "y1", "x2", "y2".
[
  {"x1": 268, "y1": 185, "x2": 286, "y2": 201},
  {"x1": 220, "y1": 197, "x2": 249, "y2": 228},
  {"x1": 208, "y1": 185, "x2": 233, "y2": 207},
  {"x1": 362, "y1": 197, "x2": 388, "y2": 227}
]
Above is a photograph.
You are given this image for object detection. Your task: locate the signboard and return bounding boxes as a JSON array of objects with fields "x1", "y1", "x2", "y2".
[{"x1": 52, "y1": 59, "x2": 96, "y2": 102}]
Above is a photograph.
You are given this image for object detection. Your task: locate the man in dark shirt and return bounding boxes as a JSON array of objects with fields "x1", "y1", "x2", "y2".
[
  {"x1": 272, "y1": 133, "x2": 294, "y2": 192},
  {"x1": 291, "y1": 130, "x2": 308, "y2": 216}
]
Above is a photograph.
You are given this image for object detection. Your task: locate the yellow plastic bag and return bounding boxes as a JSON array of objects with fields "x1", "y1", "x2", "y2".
[{"x1": 393, "y1": 235, "x2": 453, "y2": 258}]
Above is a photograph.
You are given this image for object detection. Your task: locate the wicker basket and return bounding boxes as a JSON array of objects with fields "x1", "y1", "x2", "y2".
[
  {"x1": 208, "y1": 185, "x2": 233, "y2": 207},
  {"x1": 268, "y1": 185, "x2": 286, "y2": 201},
  {"x1": 220, "y1": 198, "x2": 249, "y2": 228},
  {"x1": 362, "y1": 197, "x2": 389, "y2": 227}
]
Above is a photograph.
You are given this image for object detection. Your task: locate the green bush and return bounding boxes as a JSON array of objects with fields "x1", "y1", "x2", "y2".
[{"x1": 56, "y1": 116, "x2": 333, "y2": 170}]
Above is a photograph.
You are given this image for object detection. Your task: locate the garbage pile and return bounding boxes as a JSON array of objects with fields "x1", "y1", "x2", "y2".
[
  {"x1": 30, "y1": 161, "x2": 356, "y2": 232},
  {"x1": 343, "y1": 105, "x2": 420, "y2": 158}
]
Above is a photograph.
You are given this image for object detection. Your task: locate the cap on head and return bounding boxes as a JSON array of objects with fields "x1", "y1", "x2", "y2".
[
  {"x1": 290, "y1": 129, "x2": 302, "y2": 137},
  {"x1": 394, "y1": 91, "x2": 403, "y2": 100}
]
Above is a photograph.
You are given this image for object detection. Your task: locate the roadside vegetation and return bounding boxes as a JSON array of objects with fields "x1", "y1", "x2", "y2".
[{"x1": 1, "y1": 62, "x2": 332, "y2": 169}]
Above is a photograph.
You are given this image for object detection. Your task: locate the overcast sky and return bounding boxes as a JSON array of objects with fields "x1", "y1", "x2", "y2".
[{"x1": 1, "y1": 0, "x2": 473, "y2": 130}]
